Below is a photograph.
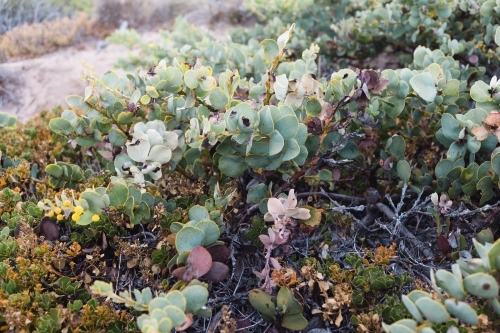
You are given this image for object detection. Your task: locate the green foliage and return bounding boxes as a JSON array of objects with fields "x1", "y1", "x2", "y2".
[
  {"x1": 345, "y1": 253, "x2": 411, "y2": 308},
  {"x1": 3, "y1": 0, "x2": 500, "y2": 331},
  {"x1": 92, "y1": 279, "x2": 210, "y2": 333},
  {"x1": 0, "y1": 111, "x2": 16, "y2": 128},
  {"x1": 383, "y1": 237, "x2": 500, "y2": 333},
  {"x1": 249, "y1": 287, "x2": 308, "y2": 331}
]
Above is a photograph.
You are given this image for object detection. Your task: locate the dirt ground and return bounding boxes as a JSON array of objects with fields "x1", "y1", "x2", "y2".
[{"x1": 0, "y1": 0, "x2": 247, "y2": 122}]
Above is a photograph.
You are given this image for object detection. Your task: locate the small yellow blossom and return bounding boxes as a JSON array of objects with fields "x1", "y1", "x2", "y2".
[
  {"x1": 72, "y1": 213, "x2": 81, "y2": 222},
  {"x1": 74, "y1": 206, "x2": 84, "y2": 215},
  {"x1": 91, "y1": 214, "x2": 100, "y2": 222},
  {"x1": 54, "y1": 207, "x2": 62, "y2": 215},
  {"x1": 62, "y1": 200, "x2": 71, "y2": 207},
  {"x1": 46, "y1": 211, "x2": 54, "y2": 218},
  {"x1": 57, "y1": 214, "x2": 64, "y2": 221}
]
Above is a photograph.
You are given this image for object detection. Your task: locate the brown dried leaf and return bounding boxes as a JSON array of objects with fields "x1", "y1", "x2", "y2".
[
  {"x1": 38, "y1": 217, "x2": 59, "y2": 241},
  {"x1": 361, "y1": 70, "x2": 380, "y2": 90},
  {"x1": 166, "y1": 233, "x2": 176, "y2": 246},
  {"x1": 437, "y1": 235, "x2": 450, "y2": 255},
  {"x1": 142, "y1": 257, "x2": 152, "y2": 268},
  {"x1": 127, "y1": 258, "x2": 138, "y2": 269},
  {"x1": 51, "y1": 258, "x2": 66, "y2": 270},
  {"x1": 371, "y1": 78, "x2": 390, "y2": 94},
  {"x1": 319, "y1": 103, "x2": 333, "y2": 120},
  {"x1": 203, "y1": 262, "x2": 229, "y2": 283},
  {"x1": 335, "y1": 309, "x2": 343, "y2": 327},
  {"x1": 471, "y1": 125, "x2": 489, "y2": 141},
  {"x1": 484, "y1": 111, "x2": 500, "y2": 128},
  {"x1": 84, "y1": 273, "x2": 92, "y2": 284},
  {"x1": 102, "y1": 233, "x2": 108, "y2": 250}
]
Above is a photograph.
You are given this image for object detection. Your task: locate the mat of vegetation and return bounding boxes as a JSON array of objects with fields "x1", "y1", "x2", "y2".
[{"x1": 1, "y1": 1, "x2": 500, "y2": 332}]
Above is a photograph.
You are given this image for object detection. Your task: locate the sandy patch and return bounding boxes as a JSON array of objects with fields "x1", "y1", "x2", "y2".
[{"x1": 0, "y1": 0, "x2": 247, "y2": 122}]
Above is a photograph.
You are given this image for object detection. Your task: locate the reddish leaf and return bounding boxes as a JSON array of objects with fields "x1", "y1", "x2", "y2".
[
  {"x1": 173, "y1": 246, "x2": 213, "y2": 282},
  {"x1": 187, "y1": 246, "x2": 213, "y2": 278},
  {"x1": 383, "y1": 156, "x2": 393, "y2": 170},
  {"x1": 358, "y1": 139, "x2": 376, "y2": 149},
  {"x1": 203, "y1": 262, "x2": 229, "y2": 283},
  {"x1": 38, "y1": 217, "x2": 59, "y2": 241},
  {"x1": 468, "y1": 54, "x2": 479, "y2": 64},
  {"x1": 437, "y1": 235, "x2": 450, "y2": 255},
  {"x1": 206, "y1": 244, "x2": 230, "y2": 263},
  {"x1": 172, "y1": 266, "x2": 194, "y2": 282}
]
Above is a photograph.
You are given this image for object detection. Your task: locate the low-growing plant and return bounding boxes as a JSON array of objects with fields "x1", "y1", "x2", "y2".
[
  {"x1": 383, "y1": 236, "x2": 500, "y2": 332},
  {"x1": 0, "y1": 11, "x2": 90, "y2": 59}
]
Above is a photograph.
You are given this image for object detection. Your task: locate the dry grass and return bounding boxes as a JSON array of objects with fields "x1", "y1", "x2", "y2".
[{"x1": 0, "y1": 11, "x2": 90, "y2": 59}]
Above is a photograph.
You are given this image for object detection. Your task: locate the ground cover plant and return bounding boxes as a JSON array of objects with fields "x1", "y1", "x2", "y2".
[{"x1": 2, "y1": 0, "x2": 500, "y2": 332}]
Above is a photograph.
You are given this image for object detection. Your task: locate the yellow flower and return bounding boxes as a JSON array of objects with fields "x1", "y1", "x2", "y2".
[
  {"x1": 91, "y1": 214, "x2": 100, "y2": 222},
  {"x1": 62, "y1": 200, "x2": 71, "y2": 207},
  {"x1": 46, "y1": 211, "x2": 54, "y2": 218},
  {"x1": 54, "y1": 207, "x2": 62, "y2": 215},
  {"x1": 71, "y1": 213, "x2": 81, "y2": 222},
  {"x1": 74, "y1": 206, "x2": 84, "y2": 215},
  {"x1": 57, "y1": 214, "x2": 64, "y2": 221}
]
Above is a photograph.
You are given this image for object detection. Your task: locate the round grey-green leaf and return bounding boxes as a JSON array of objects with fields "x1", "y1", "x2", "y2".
[
  {"x1": 470, "y1": 81, "x2": 491, "y2": 103},
  {"x1": 306, "y1": 98, "x2": 322, "y2": 116},
  {"x1": 463, "y1": 273, "x2": 499, "y2": 298},
  {"x1": 101, "y1": 71, "x2": 120, "y2": 90},
  {"x1": 414, "y1": 297, "x2": 450, "y2": 323},
  {"x1": 260, "y1": 39, "x2": 279, "y2": 63},
  {"x1": 109, "y1": 128, "x2": 127, "y2": 147},
  {"x1": 444, "y1": 300, "x2": 478, "y2": 325},
  {"x1": 182, "y1": 285, "x2": 209, "y2": 313},
  {"x1": 410, "y1": 72, "x2": 437, "y2": 102},
  {"x1": 49, "y1": 118, "x2": 73, "y2": 135},
  {"x1": 248, "y1": 184, "x2": 267, "y2": 203},
  {"x1": 275, "y1": 115, "x2": 299, "y2": 140},
  {"x1": 184, "y1": 70, "x2": 199, "y2": 89},
  {"x1": 269, "y1": 130, "x2": 285, "y2": 155},
  {"x1": 209, "y1": 87, "x2": 229, "y2": 110},
  {"x1": 282, "y1": 139, "x2": 300, "y2": 161},
  {"x1": 175, "y1": 226, "x2": 205, "y2": 253},
  {"x1": 402, "y1": 295, "x2": 423, "y2": 323},
  {"x1": 389, "y1": 135, "x2": 405, "y2": 159},
  {"x1": 397, "y1": 160, "x2": 411, "y2": 182},
  {"x1": 146, "y1": 85, "x2": 159, "y2": 98},
  {"x1": 188, "y1": 205, "x2": 210, "y2": 222},
  {"x1": 339, "y1": 141, "x2": 358, "y2": 159},
  {"x1": 196, "y1": 220, "x2": 220, "y2": 246},
  {"x1": 218, "y1": 155, "x2": 247, "y2": 177}
]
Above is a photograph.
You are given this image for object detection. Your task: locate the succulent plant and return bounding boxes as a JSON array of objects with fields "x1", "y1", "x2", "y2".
[
  {"x1": 249, "y1": 287, "x2": 308, "y2": 331},
  {"x1": 383, "y1": 237, "x2": 500, "y2": 333},
  {"x1": 0, "y1": 112, "x2": 16, "y2": 129},
  {"x1": 91, "y1": 279, "x2": 210, "y2": 333}
]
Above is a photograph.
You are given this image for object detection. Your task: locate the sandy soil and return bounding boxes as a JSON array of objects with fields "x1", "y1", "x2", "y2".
[{"x1": 0, "y1": 0, "x2": 247, "y2": 122}]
